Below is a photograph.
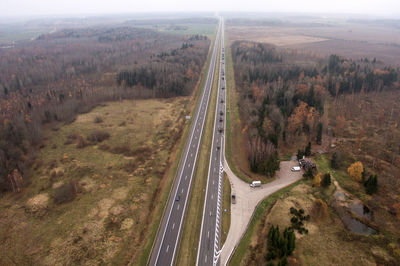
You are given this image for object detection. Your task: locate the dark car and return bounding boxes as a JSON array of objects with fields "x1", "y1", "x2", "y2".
[
  {"x1": 175, "y1": 195, "x2": 180, "y2": 201},
  {"x1": 217, "y1": 146, "x2": 220, "y2": 150}
]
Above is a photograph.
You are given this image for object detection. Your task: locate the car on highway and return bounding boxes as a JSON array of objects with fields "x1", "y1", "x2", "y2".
[
  {"x1": 175, "y1": 195, "x2": 180, "y2": 201},
  {"x1": 217, "y1": 146, "x2": 220, "y2": 150}
]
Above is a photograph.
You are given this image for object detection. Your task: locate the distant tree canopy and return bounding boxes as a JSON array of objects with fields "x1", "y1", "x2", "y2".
[{"x1": 116, "y1": 37, "x2": 208, "y2": 98}]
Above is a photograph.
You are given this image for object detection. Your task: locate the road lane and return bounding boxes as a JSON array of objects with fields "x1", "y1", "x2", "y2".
[
  {"x1": 197, "y1": 17, "x2": 226, "y2": 266},
  {"x1": 148, "y1": 19, "x2": 222, "y2": 266}
]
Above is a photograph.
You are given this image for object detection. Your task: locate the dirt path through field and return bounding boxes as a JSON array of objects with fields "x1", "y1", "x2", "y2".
[{"x1": 220, "y1": 160, "x2": 303, "y2": 265}]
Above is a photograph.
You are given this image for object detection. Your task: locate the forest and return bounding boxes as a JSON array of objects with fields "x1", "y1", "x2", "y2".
[
  {"x1": 0, "y1": 26, "x2": 210, "y2": 192},
  {"x1": 231, "y1": 41, "x2": 400, "y2": 177}
]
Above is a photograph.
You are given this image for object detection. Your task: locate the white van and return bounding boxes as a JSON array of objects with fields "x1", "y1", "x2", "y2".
[
  {"x1": 250, "y1": 181, "x2": 261, "y2": 188},
  {"x1": 291, "y1": 166, "x2": 301, "y2": 172}
]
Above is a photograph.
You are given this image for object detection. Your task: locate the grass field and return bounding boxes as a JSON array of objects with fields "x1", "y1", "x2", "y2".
[
  {"x1": 227, "y1": 22, "x2": 400, "y2": 65},
  {"x1": 221, "y1": 173, "x2": 231, "y2": 245},
  {"x1": 0, "y1": 98, "x2": 191, "y2": 265},
  {"x1": 158, "y1": 23, "x2": 217, "y2": 37}
]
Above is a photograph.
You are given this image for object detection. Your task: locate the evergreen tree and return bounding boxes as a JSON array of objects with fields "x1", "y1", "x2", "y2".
[
  {"x1": 316, "y1": 123, "x2": 323, "y2": 145},
  {"x1": 305, "y1": 142, "x2": 312, "y2": 156},
  {"x1": 365, "y1": 175, "x2": 378, "y2": 195},
  {"x1": 297, "y1": 149, "x2": 304, "y2": 160},
  {"x1": 331, "y1": 152, "x2": 338, "y2": 169},
  {"x1": 322, "y1": 173, "x2": 331, "y2": 187}
]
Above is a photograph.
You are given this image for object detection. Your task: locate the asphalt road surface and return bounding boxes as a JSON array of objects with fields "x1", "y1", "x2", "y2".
[
  {"x1": 197, "y1": 17, "x2": 226, "y2": 266},
  {"x1": 148, "y1": 19, "x2": 222, "y2": 266}
]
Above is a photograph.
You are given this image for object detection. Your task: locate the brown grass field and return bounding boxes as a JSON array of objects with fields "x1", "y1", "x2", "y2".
[
  {"x1": 0, "y1": 98, "x2": 190, "y2": 265},
  {"x1": 227, "y1": 23, "x2": 400, "y2": 65}
]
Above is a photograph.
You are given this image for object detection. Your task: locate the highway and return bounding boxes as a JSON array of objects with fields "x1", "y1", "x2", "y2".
[
  {"x1": 148, "y1": 19, "x2": 222, "y2": 266},
  {"x1": 197, "y1": 17, "x2": 227, "y2": 266}
]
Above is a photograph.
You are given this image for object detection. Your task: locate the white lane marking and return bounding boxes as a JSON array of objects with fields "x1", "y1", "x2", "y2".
[
  {"x1": 191, "y1": 153, "x2": 193, "y2": 157},
  {"x1": 185, "y1": 176, "x2": 187, "y2": 180},
  {"x1": 166, "y1": 245, "x2": 169, "y2": 253},
  {"x1": 205, "y1": 255, "x2": 207, "y2": 263},
  {"x1": 172, "y1": 223, "x2": 175, "y2": 230},
  {"x1": 188, "y1": 163, "x2": 191, "y2": 168},
  {"x1": 211, "y1": 194, "x2": 214, "y2": 199},
  {"x1": 181, "y1": 188, "x2": 184, "y2": 193},
  {"x1": 208, "y1": 231, "x2": 210, "y2": 238},
  {"x1": 177, "y1": 204, "x2": 180, "y2": 210}
]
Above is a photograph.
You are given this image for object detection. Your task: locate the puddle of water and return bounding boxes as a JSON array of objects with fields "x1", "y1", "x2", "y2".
[
  {"x1": 342, "y1": 215, "x2": 377, "y2": 235},
  {"x1": 335, "y1": 191, "x2": 347, "y2": 201},
  {"x1": 350, "y1": 203, "x2": 373, "y2": 219}
]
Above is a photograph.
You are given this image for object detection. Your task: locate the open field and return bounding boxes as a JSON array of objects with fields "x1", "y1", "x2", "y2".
[
  {"x1": 227, "y1": 21, "x2": 400, "y2": 65},
  {"x1": 0, "y1": 97, "x2": 190, "y2": 265}
]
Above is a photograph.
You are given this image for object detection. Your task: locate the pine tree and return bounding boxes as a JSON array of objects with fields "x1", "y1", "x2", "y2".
[
  {"x1": 316, "y1": 122, "x2": 323, "y2": 145},
  {"x1": 305, "y1": 142, "x2": 312, "y2": 156},
  {"x1": 297, "y1": 149, "x2": 304, "y2": 160},
  {"x1": 365, "y1": 175, "x2": 378, "y2": 195},
  {"x1": 331, "y1": 152, "x2": 338, "y2": 169},
  {"x1": 322, "y1": 173, "x2": 331, "y2": 187}
]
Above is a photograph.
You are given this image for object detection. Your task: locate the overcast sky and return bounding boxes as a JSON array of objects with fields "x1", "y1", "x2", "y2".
[{"x1": 2, "y1": 0, "x2": 400, "y2": 18}]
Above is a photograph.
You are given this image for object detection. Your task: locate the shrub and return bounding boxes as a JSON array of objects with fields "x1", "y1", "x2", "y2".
[
  {"x1": 347, "y1": 161, "x2": 364, "y2": 182},
  {"x1": 76, "y1": 135, "x2": 88, "y2": 149},
  {"x1": 94, "y1": 116, "x2": 103, "y2": 123},
  {"x1": 313, "y1": 172, "x2": 323, "y2": 187},
  {"x1": 53, "y1": 182, "x2": 77, "y2": 204},
  {"x1": 87, "y1": 131, "x2": 110, "y2": 143}
]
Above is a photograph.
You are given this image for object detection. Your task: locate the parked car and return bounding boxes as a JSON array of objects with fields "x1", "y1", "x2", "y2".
[
  {"x1": 291, "y1": 166, "x2": 301, "y2": 172},
  {"x1": 231, "y1": 194, "x2": 236, "y2": 204}
]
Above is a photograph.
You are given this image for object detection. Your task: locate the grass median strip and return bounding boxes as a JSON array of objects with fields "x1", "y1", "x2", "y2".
[{"x1": 221, "y1": 172, "x2": 231, "y2": 246}]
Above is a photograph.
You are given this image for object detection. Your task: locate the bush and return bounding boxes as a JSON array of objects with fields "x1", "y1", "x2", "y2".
[
  {"x1": 87, "y1": 131, "x2": 110, "y2": 143},
  {"x1": 53, "y1": 182, "x2": 77, "y2": 204},
  {"x1": 76, "y1": 135, "x2": 88, "y2": 149},
  {"x1": 94, "y1": 116, "x2": 103, "y2": 123}
]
